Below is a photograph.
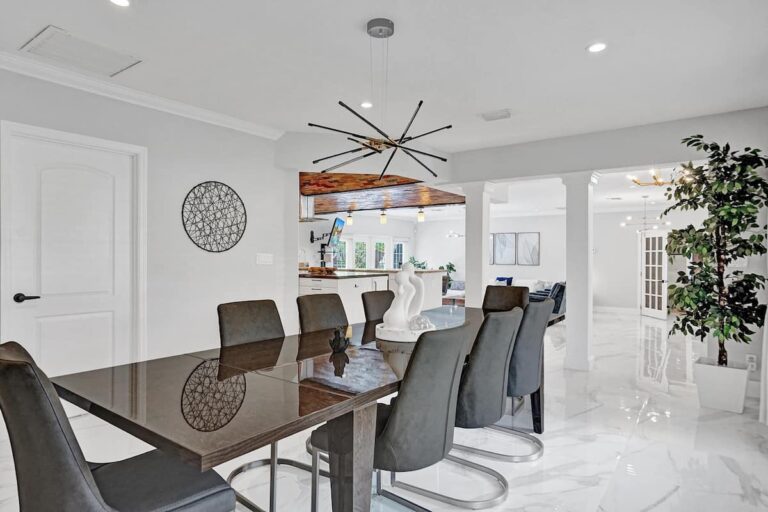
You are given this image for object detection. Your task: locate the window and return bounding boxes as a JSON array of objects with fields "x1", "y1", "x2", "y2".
[
  {"x1": 354, "y1": 241, "x2": 367, "y2": 268},
  {"x1": 332, "y1": 239, "x2": 347, "y2": 268},
  {"x1": 374, "y1": 241, "x2": 386, "y2": 269},
  {"x1": 393, "y1": 242, "x2": 404, "y2": 269}
]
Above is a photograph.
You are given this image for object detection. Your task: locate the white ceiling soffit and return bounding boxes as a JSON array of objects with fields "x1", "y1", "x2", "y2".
[{"x1": 0, "y1": 51, "x2": 283, "y2": 140}]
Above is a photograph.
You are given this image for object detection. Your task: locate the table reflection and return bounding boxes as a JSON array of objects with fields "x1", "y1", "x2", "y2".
[{"x1": 181, "y1": 358, "x2": 247, "y2": 432}]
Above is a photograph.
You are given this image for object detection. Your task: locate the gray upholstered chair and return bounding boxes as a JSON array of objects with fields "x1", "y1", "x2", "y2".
[
  {"x1": 390, "y1": 309, "x2": 524, "y2": 509},
  {"x1": 361, "y1": 290, "x2": 395, "y2": 322},
  {"x1": 307, "y1": 323, "x2": 473, "y2": 512},
  {"x1": 218, "y1": 299, "x2": 285, "y2": 346},
  {"x1": 218, "y1": 300, "x2": 326, "y2": 512},
  {"x1": 0, "y1": 341, "x2": 235, "y2": 512},
  {"x1": 482, "y1": 285, "x2": 529, "y2": 314},
  {"x1": 297, "y1": 293, "x2": 348, "y2": 332}
]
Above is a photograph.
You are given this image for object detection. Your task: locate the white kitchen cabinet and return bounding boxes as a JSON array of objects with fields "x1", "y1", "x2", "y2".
[{"x1": 298, "y1": 274, "x2": 389, "y2": 324}]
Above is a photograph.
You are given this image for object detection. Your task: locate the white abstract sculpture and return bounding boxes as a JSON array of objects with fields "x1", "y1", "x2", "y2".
[{"x1": 376, "y1": 263, "x2": 436, "y2": 342}]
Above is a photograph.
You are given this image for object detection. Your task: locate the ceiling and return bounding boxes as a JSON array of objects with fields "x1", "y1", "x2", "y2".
[{"x1": 1, "y1": 1, "x2": 766, "y2": 152}]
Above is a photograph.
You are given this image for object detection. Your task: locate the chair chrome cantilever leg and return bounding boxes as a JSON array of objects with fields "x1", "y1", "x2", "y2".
[
  {"x1": 228, "y1": 441, "x2": 330, "y2": 512},
  {"x1": 387, "y1": 454, "x2": 509, "y2": 510},
  {"x1": 451, "y1": 424, "x2": 544, "y2": 463}
]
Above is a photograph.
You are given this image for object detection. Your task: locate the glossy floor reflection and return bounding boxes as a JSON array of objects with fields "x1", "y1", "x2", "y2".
[{"x1": 0, "y1": 309, "x2": 766, "y2": 511}]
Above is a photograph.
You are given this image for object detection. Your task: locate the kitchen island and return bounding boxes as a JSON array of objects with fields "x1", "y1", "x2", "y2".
[
  {"x1": 298, "y1": 271, "x2": 389, "y2": 324},
  {"x1": 299, "y1": 269, "x2": 446, "y2": 323}
]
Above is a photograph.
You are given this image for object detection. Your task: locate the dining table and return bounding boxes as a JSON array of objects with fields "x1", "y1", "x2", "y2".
[{"x1": 52, "y1": 305, "x2": 563, "y2": 512}]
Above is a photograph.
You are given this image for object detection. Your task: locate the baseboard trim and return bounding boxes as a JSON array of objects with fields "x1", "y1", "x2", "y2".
[{"x1": 594, "y1": 306, "x2": 638, "y2": 314}]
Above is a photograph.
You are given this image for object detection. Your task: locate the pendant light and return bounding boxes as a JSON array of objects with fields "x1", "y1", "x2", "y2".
[
  {"x1": 346, "y1": 211, "x2": 354, "y2": 225},
  {"x1": 417, "y1": 207, "x2": 425, "y2": 222},
  {"x1": 380, "y1": 209, "x2": 388, "y2": 225}
]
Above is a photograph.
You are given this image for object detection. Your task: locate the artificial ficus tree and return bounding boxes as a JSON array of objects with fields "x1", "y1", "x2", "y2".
[{"x1": 664, "y1": 135, "x2": 768, "y2": 366}]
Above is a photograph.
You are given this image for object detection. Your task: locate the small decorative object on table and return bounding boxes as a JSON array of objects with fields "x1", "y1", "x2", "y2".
[
  {"x1": 329, "y1": 327, "x2": 351, "y2": 376},
  {"x1": 376, "y1": 262, "x2": 436, "y2": 342}
]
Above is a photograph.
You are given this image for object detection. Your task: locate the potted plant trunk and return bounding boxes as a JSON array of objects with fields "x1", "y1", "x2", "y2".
[
  {"x1": 665, "y1": 135, "x2": 768, "y2": 413},
  {"x1": 438, "y1": 262, "x2": 456, "y2": 295}
]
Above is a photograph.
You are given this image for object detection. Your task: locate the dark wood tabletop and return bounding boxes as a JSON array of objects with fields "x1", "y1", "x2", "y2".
[
  {"x1": 52, "y1": 305, "x2": 562, "y2": 512},
  {"x1": 52, "y1": 306, "x2": 475, "y2": 470}
]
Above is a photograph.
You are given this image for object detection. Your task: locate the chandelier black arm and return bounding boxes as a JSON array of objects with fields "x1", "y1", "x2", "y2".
[
  {"x1": 338, "y1": 101, "x2": 392, "y2": 141},
  {"x1": 399, "y1": 100, "x2": 423, "y2": 141},
  {"x1": 385, "y1": 142, "x2": 447, "y2": 162},
  {"x1": 347, "y1": 137, "x2": 383, "y2": 153},
  {"x1": 399, "y1": 124, "x2": 453, "y2": 143},
  {"x1": 312, "y1": 146, "x2": 365, "y2": 165},
  {"x1": 401, "y1": 148, "x2": 437, "y2": 178},
  {"x1": 308, "y1": 122, "x2": 371, "y2": 141},
  {"x1": 320, "y1": 150, "x2": 378, "y2": 173},
  {"x1": 378, "y1": 148, "x2": 399, "y2": 180}
]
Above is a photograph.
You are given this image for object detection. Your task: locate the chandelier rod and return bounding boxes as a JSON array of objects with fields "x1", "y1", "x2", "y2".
[
  {"x1": 400, "y1": 124, "x2": 453, "y2": 143},
  {"x1": 320, "y1": 150, "x2": 378, "y2": 173},
  {"x1": 338, "y1": 100, "x2": 392, "y2": 141},
  {"x1": 312, "y1": 146, "x2": 364, "y2": 165},
  {"x1": 401, "y1": 148, "x2": 437, "y2": 177},
  {"x1": 378, "y1": 149, "x2": 398, "y2": 180},
  {"x1": 307, "y1": 122, "x2": 370, "y2": 141}
]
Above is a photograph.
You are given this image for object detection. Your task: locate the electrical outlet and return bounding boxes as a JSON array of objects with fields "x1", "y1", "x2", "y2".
[{"x1": 746, "y1": 354, "x2": 758, "y2": 372}]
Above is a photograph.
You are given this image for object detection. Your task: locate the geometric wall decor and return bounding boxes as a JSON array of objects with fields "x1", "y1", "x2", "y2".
[
  {"x1": 182, "y1": 181, "x2": 247, "y2": 252},
  {"x1": 180, "y1": 359, "x2": 246, "y2": 432}
]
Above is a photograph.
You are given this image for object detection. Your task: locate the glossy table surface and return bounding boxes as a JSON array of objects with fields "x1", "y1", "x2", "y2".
[{"x1": 52, "y1": 306, "x2": 480, "y2": 471}]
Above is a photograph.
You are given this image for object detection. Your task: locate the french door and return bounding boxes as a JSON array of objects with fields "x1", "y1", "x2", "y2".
[{"x1": 640, "y1": 232, "x2": 668, "y2": 319}]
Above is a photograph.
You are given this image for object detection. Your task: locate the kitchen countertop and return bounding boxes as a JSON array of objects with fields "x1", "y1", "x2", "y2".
[{"x1": 299, "y1": 271, "x2": 390, "y2": 279}]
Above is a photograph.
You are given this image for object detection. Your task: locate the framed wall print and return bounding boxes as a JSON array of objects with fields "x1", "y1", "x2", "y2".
[
  {"x1": 492, "y1": 233, "x2": 516, "y2": 265},
  {"x1": 517, "y1": 232, "x2": 540, "y2": 266}
]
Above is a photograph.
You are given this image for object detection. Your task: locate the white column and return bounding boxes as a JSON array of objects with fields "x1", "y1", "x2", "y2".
[
  {"x1": 561, "y1": 171, "x2": 599, "y2": 371},
  {"x1": 464, "y1": 182, "x2": 491, "y2": 308}
]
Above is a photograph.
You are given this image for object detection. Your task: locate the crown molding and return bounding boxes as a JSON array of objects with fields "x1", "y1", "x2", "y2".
[{"x1": 0, "y1": 51, "x2": 284, "y2": 140}]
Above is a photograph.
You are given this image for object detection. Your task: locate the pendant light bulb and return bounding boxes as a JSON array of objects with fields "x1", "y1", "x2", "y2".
[
  {"x1": 417, "y1": 207, "x2": 425, "y2": 223},
  {"x1": 380, "y1": 210, "x2": 387, "y2": 225},
  {"x1": 346, "y1": 211, "x2": 354, "y2": 225}
]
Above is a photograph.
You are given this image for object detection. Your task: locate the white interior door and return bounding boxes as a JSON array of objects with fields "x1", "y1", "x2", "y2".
[
  {"x1": 641, "y1": 232, "x2": 668, "y2": 320},
  {"x1": 1, "y1": 122, "x2": 146, "y2": 378}
]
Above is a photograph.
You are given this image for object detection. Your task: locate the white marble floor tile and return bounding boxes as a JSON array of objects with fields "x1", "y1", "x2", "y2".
[{"x1": 1, "y1": 310, "x2": 767, "y2": 511}]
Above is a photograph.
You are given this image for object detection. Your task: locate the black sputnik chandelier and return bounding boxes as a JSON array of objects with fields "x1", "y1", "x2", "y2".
[{"x1": 308, "y1": 18, "x2": 452, "y2": 180}]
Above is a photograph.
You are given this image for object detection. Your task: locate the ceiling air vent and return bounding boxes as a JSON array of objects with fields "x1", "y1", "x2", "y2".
[
  {"x1": 480, "y1": 109, "x2": 512, "y2": 122},
  {"x1": 19, "y1": 25, "x2": 142, "y2": 77}
]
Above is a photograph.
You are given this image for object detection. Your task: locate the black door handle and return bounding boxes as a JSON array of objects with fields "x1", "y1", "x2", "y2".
[{"x1": 13, "y1": 293, "x2": 41, "y2": 303}]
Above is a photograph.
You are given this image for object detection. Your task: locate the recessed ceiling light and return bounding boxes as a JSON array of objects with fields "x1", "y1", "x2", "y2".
[
  {"x1": 360, "y1": 101, "x2": 373, "y2": 109},
  {"x1": 110, "y1": 0, "x2": 130, "y2": 6},
  {"x1": 587, "y1": 42, "x2": 607, "y2": 53}
]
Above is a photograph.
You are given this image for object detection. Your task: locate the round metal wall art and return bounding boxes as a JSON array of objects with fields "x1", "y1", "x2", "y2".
[
  {"x1": 181, "y1": 359, "x2": 246, "y2": 432},
  {"x1": 182, "y1": 181, "x2": 247, "y2": 252}
]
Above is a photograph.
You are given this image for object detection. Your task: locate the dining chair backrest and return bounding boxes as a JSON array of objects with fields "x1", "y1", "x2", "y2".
[
  {"x1": 217, "y1": 299, "x2": 285, "y2": 347},
  {"x1": 0, "y1": 342, "x2": 113, "y2": 511},
  {"x1": 361, "y1": 290, "x2": 395, "y2": 322},
  {"x1": 455, "y1": 309, "x2": 524, "y2": 429},
  {"x1": 482, "y1": 285, "x2": 529, "y2": 314},
  {"x1": 374, "y1": 323, "x2": 472, "y2": 472},
  {"x1": 508, "y1": 299, "x2": 554, "y2": 397},
  {"x1": 297, "y1": 293, "x2": 348, "y2": 333}
]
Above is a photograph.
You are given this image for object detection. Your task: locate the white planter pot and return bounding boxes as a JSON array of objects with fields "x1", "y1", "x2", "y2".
[{"x1": 693, "y1": 357, "x2": 749, "y2": 413}]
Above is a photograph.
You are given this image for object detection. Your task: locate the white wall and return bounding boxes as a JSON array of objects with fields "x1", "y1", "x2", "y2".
[
  {"x1": 298, "y1": 214, "x2": 417, "y2": 268},
  {"x1": 0, "y1": 69, "x2": 296, "y2": 357},
  {"x1": 414, "y1": 214, "x2": 567, "y2": 283}
]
